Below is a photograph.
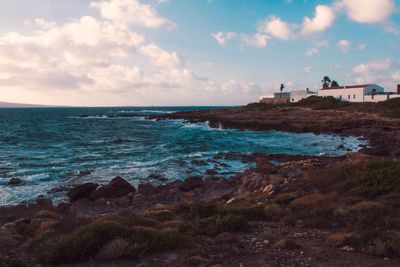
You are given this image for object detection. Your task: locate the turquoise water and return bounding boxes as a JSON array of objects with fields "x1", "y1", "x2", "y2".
[{"x1": 0, "y1": 107, "x2": 366, "y2": 206}]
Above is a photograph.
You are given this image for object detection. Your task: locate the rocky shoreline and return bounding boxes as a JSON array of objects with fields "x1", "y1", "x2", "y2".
[{"x1": 1, "y1": 103, "x2": 400, "y2": 266}]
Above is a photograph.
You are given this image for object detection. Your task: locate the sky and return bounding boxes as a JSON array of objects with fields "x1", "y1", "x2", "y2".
[{"x1": 0, "y1": 0, "x2": 399, "y2": 106}]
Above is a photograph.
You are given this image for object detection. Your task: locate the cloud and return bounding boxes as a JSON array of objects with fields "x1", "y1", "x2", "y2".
[
  {"x1": 335, "y1": 0, "x2": 396, "y2": 24},
  {"x1": 393, "y1": 72, "x2": 400, "y2": 81},
  {"x1": 211, "y1": 32, "x2": 237, "y2": 46},
  {"x1": 351, "y1": 58, "x2": 397, "y2": 89},
  {"x1": 305, "y1": 48, "x2": 319, "y2": 57},
  {"x1": 353, "y1": 58, "x2": 391, "y2": 75},
  {"x1": 258, "y1": 16, "x2": 294, "y2": 40},
  {"x1": 301, "y1": 5, "x2": 336, "y2": 36},
  {"x1": 337, "y1": 39, "x2": 351, "y2": 53},
  {"x1": 357, "y1": 43, "x2": 366, "y2": 50},
  {"x1": 240, "y1": 33, "x2": 269, "y2": 48},
  {"x1": 91, "y1": 0, "x2": 174, "y2": 29}
]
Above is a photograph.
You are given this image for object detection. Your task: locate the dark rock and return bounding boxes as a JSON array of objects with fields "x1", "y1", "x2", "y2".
[
  {"x1": 78, "y1": 170, "x2": 92, "y2": 177},
  {"x1": 148, "y1": 174, "x2": 168, "y2": 182},
  {"x1": 90, "y1": 176, "x2": 136, "y2": 200},
  {"x1": 178, "y1": 176, "x2": 203, "y2": 192},
  {"x1": 205, "y1": 168, "x2": 218, "y2": 175},
  {"x1": 67, "y1": 183, "x2": 98, "y2": 202},
  {"x1": 191, "y1": 160, "x2": 208, "y2": 166},
  {"x1": 8, "y1": 178, "x2": 22, "y2": 185},
  {"x1": 138, "y1": 183, "x2": 160, "y2": 195},
  {"x1": 35, "y1": 197, "x2": 54, "y2": 211},
  {"x1": 55, "y1": 202, "x2": 70, "y2": 214}
]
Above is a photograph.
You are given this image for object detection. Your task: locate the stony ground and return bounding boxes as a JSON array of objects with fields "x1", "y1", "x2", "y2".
[{"x1": 1, "y1": 101, "x2": 400, "y2": 267}]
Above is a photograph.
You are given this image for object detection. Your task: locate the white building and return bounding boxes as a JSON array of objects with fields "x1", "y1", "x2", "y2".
[
  {"x1": 317, "y1": 84, "x2": 400, "y2": 102},
  {"x1": 290, "y1": 89, "x2": 317, "y2": 103}
]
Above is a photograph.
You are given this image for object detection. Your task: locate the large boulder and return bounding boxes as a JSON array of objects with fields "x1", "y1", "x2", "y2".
[
  {"x1": 178, "y1": 176, "x2": 203, "y2": 192},
  {"x1": 90, "y1": 176, "x2": 136, "y2": 200},
  {"x1": 67, "y1": 183, "x2": 98, "y2": 202}
]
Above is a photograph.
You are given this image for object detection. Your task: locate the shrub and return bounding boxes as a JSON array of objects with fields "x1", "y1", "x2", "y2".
[
  {"x1": 289, "y1": 194, "x2": 325, "y2": 208},
  {"x1": 366, "y1": 231, "x2": 400, "y2": 257},
  {"x1": 96, "y1": 238, "x2": 130, "y2": 260},
  {"x1": 336, "y1": 201, "x2": 388, "y2": 227},
  {"x1": 198, "y1": 214, "x2": 248, "y2": 235},
  {"x1": 273, "y1": 192, "x2": 298, "y2": 204},
  {"x1": 326, "y1": 232, "x2": 354, "y2": 247},
  {"x1": 346, "y1": 161, "x2": 400, "y2": 198},
  {"x1": 37, "y1": 220, "x2": 132, "y2": 265},
  {"x1": 263, "y1": 205, "x2": 285, "y2": 221},
  {"x1": 295, "y1": 96, "x2": 349, "y2": 110},
  {"x1": 37, "y1": 220, "x2": 192, "y2": 265}
]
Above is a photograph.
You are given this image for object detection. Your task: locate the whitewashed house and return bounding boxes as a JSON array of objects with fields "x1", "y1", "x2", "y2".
[
  {"x1": 317, "y1": 84, "x2": 400, "y2": 102},
  {"x1": 290, "y1": 89, "x2": 317, "y2": 103}
]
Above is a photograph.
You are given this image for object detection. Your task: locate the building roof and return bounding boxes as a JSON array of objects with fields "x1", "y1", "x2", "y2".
[{"x1": 320, "y1": 84, "x2": 371, "y2": 90}]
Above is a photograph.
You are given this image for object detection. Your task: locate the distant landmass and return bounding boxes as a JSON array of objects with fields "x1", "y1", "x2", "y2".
[{"x1": 0, "y1": 101, "x2": 52, "y2": 108}]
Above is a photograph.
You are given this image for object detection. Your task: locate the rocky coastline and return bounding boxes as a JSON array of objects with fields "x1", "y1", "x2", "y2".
[{"x1": 1, "y1": 101, "x2": 400, "y2": 267}]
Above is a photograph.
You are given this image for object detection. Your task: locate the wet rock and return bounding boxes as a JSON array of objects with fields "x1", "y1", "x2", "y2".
[
  {"x1": 178, "y1": 176, "x2": 203, "y2": 192},
  {"x1": 90, "y1": 176, "x2": 136, "y2": 200},
  {"x1": 268, "y1": 174, "x2": 285, "y2": 185},
  {"x1": 78, "y1": 170, "x2": 92, "y2": 177},
  {"x1": 205, "y1": 168, "x2": 218, "y2": 175},
  {"x1": 67, "y1": 183, "x2": 98, "y2": 202},
  {"x1": 148, "y1": 174, "x2": 168, "y2": 182},
  {"x1": 8, "y1": 178, "x2": 22, "y2": 185},
  {"x1": 191, "y1": 159, "x2": 208, "y2": 166}
]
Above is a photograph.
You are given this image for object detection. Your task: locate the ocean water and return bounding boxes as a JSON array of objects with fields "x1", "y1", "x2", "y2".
[{"x1": 0, "y1": 107, "x2": 367, "y2": 206}]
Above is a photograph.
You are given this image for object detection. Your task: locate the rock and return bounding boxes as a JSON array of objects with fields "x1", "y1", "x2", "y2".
[
  {"x1": 116, "y1": 196, "x2": 130, "y2": 207},
  {"x1": 268, "y1": 174, "x2": 285, "y2": 185},
  {"x1": 273, "y1": 239, "x2": 303, "y2": 250},
  {"x1": 226, "y1": 198, "x2": 236, "y2": 204},
  {"x1": 205, "y1": 168, "x2": 218, "y2": 175},
  {"x1": 138, "y1": 183, "x2": 159, "y2": 195},
  {"x1": 90, "y1": 176, "x2": 136, "y2": 200},
  {"x1": 67, "y1": 183, "x2": 98, "y2": 202},
  {"x1": 78, "y1": 170, "x2": 92, "y2": 177},
  {"x1": 263, "y1": 184, "x2": 274, "y2": 194},
  {"x1": 340, "y1": 246, "x2": 355, "y2": 252},
  {"x1": 256, "y1": 160, "x2": 276, "y2": 174},
  {"x1": 178, "y1": 176, "x2": 203, "y2": 192},
  {"x1": 8, "y1": 178, "x2": 22, "y2": 185}
]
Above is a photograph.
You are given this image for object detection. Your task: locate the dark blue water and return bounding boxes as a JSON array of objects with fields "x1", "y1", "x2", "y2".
[{"x1": 0, "y1": 107, "x2": 366, "y2": 206}]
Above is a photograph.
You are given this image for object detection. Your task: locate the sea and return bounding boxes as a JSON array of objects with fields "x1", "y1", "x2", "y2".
[{"x1": 0, "y1": 106, "x2": 367, "y2": 206}]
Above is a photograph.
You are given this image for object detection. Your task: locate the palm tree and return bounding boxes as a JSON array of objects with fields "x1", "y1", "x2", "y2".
[
  {"x1": 321, "y1": 76, "x2": 332, "y2": 88},
  {"x1": 331, "y1": 80, "x2": 339, "y2": 87}
]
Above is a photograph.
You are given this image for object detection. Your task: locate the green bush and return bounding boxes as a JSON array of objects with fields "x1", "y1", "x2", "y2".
[
  {"x1": 198, "y1": 214, "x2": 248, "y2": 235},
  {"x1": 36, "y1": 219, "x2": 192, "y2": 265},
  {"x1": 346, "y1": 161, "x2": 400, "y2": 198}
]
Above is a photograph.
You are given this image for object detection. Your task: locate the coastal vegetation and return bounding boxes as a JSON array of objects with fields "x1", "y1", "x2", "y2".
[{"x1": 246, "y1": 96, "x2": 400, "y2": 118}]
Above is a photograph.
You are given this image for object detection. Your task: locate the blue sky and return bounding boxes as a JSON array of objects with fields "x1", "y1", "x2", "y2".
[{"x1": 0, "y1": 0, "x2": 399, "y2": 106}]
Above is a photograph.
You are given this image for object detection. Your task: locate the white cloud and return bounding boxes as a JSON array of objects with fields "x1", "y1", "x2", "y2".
[
  {"x1": 301, "y1": 5, "x2": 336, "y2": 36},
  {"x1": 240, "y1": 33, "x2": 269, "y2": 48},
  {"x1": 211, "y1": 32, "x2": 237, "y2": 46},
  {"x1": 91, "y1": 0, "x2": 174, "y2": 29},
  {"x1": 305, "y1": 48, "x2": 319, "y2": 57},
  {"x1": 392, "y1": 72, "x2": 400, "y2": 81},
  {"x1": 352, "y1": 58, "x2": 394, "y2": 87},
  {"x1": 303, "y1": 66, "x2": 312, "y2": 73},
  {"x1": 353, "y1": 58, "x2": 391, "y2": 74},
  {"x1": 336, "y1": 0, "x2": 396, "y2": 24},
  {"x1": 258, "y1": 16, "x2": 294, "y2": 40},
  {"x1": 357, "y1": 43, "x2": 366, "y2": 50},
  {"x1": 337, "y1": 39, "x2": 351, "y2": 53}
]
